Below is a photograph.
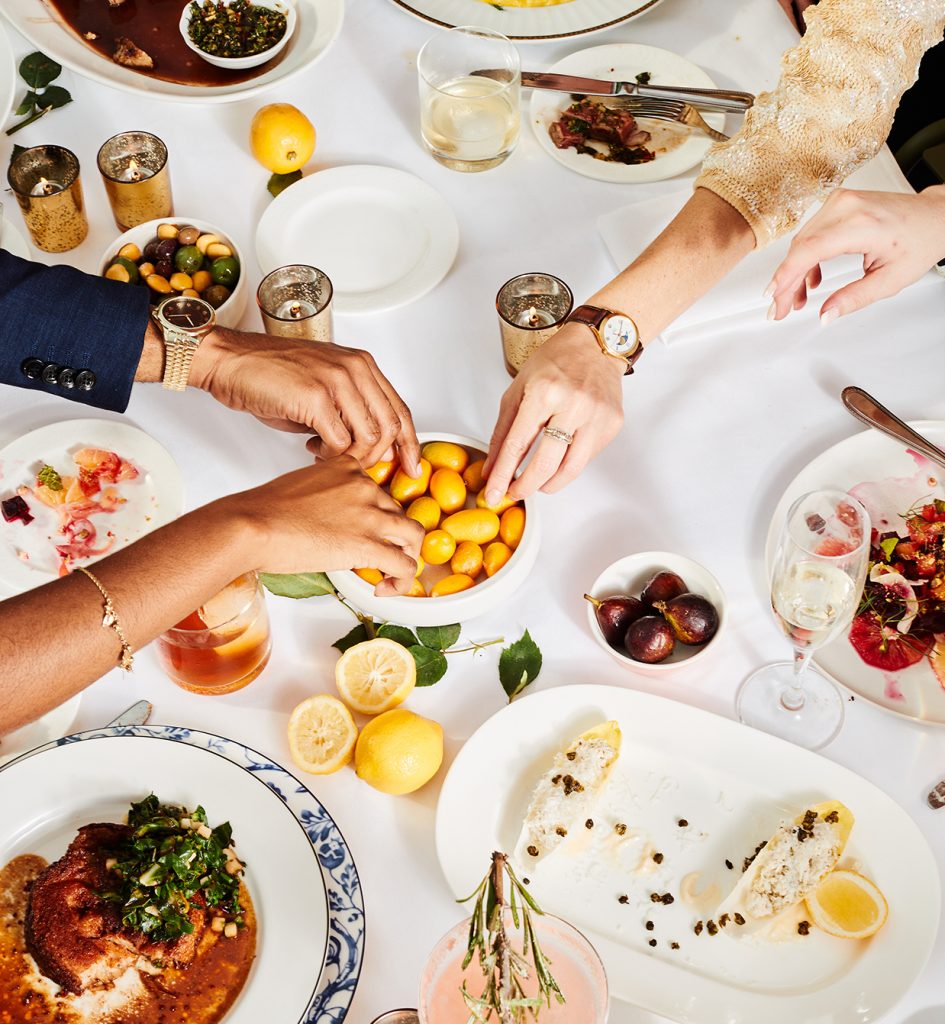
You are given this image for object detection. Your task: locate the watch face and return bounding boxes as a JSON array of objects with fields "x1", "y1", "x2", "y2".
[
  {"x1": 602, "y1": 314, "x2": 639, "y2": 356},
  {"x1": 159, "y1": 296, "x2": 215, "y2": 334}
]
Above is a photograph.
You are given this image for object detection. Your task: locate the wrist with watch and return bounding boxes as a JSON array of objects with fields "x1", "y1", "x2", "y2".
[
  {"x1": 151, "y1": 296, "x2": 217, "y2": 391},
  {"x1": 564, "y1": 304, "x2": 643, "y2": 374}
]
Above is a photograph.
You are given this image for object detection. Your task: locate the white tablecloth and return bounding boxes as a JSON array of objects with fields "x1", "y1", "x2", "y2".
[{"x1": 2, "y1": 0, "x2": 945, "y2": 1021}]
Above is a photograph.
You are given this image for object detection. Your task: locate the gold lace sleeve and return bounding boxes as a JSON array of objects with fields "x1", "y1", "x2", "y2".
[{"x1": 695, "y1": 0, "x2": 945, "y2": 248}]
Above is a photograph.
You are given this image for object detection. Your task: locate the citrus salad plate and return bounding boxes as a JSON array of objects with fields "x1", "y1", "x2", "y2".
[{"x1": 436, "y1": 685, "x2": 938, "y2": 1023}]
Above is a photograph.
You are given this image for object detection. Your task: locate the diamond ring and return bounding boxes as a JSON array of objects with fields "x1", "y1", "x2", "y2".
[{"x1": 543, "y1": 426, "x2": 574, "y2": 445}]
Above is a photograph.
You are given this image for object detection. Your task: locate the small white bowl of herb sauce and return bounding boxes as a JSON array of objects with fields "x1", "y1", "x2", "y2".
[{"x1": 179, "y1": 0, "x2": 296, "y2": 71}]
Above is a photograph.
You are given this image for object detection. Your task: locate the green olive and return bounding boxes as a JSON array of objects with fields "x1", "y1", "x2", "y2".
[
  {"x1": 211, "y1": 256, "x2": 240, "y2": 289},
  {"x1": 203, "y1": 284, "x2": 231, "y2": 309},
  {"x1": 174, "y1": 245, "x2": 205, "y2": 275}
]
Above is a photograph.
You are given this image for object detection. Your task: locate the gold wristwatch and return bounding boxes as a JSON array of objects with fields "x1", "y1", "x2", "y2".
[
  {"x1": 565, "y1": 304, "x2": 643, "y2": 375},
  {"x1": 152, "y1": 296, "x2": 217, "y2": 391}
]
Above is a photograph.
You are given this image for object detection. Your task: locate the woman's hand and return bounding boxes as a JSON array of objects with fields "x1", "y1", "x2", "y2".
[
  {"x1": 192, "y1": 332, "x2": 421, "y2": 476},
  {"x1": 224, "y1": 456, "x2": 424, "y2": 595},
  {"x1": 776, "y1": 0, "x2": 815, "y2": 31},
  {"x1": 766, "y1": 187, "x2": 945, "y2": 324},
  {"x1": 483, "y1": 322, "x2": 626, "y2": 504}
]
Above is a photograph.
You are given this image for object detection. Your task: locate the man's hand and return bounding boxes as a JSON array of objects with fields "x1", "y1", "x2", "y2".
[
  {"x1": 483, "y1": 322, "x2": 625, "y2": 505},
  {"x1": 225, "y1": 456, "x2": 424, "y2": 595},
  {"x1": 766, "y1": 187, "x2": 945, "y2": 324},
  {"x1": 191, "y1": 329, "x2": 421, "y2": 475}
]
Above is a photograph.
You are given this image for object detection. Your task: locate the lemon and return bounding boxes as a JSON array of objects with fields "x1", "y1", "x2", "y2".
[
  {"x1": 287, "y1": 695, "x2": 358, "y2": 775},
  {"x1": 355, "y1": 709, "x2": 443, "y2": 795},
  {"x1": 804, "y1": 870, "x2": 888, "y2": 939},
  {"x1": 250, "y1": 103, "x2": 316, "y2": 174},
  {"x1": 335, "y1": 638, "x2": 416, "y2": 715}
]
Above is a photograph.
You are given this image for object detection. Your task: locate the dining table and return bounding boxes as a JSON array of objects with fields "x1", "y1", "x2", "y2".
[{"x1": 1, "y1": 0, "x2": 944, "y2": 1020}]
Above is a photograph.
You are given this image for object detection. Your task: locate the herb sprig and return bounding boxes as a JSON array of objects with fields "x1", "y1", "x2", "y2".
[
  {"x1": 99, "y1": 795, "x2": 244, "y2": 943},
  {"x1": 6, "y1": 53, "x2": 72, "y2": 137}
]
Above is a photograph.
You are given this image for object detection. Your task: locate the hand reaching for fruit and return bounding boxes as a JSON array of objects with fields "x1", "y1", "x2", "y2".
[{"x1": 220, "y1": 456, "x2": 424, "y2": 594}]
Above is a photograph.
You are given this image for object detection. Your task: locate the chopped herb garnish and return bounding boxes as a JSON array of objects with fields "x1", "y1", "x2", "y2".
[
  {"x1": 187, "y1": 0, "x2": 287, "y2": 58},
  {"x1": 37, "y1": 464, "x2": 62, "y2": 491},
  {"x1": 635, "y1": 71, "x2": 652, "y2": 85}
]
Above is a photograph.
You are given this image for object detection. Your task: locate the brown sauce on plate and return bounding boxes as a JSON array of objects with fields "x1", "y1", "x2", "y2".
[
  {"x1": 44, "y1": 0, "x2": 288, "y2": 86},
  {"x1": 0, "y1": 855, "x2": 257, "y2": 1024}
]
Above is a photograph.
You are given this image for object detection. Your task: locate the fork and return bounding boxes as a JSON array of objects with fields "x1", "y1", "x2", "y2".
[{"x1": 614, "y1": 98, "x2": 730, "y2": 143}]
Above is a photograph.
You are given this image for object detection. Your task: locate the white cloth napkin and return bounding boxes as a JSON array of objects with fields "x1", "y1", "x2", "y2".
[{"x1": 597, "y1": 147, "x2": 916, "y2": 347}]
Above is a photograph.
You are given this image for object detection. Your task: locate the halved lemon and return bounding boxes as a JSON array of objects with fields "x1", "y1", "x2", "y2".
[
  {"x1": 804, "y1": 870, "x2": 888, "y2": 939},
  {"x1": 335, "y1": 638, "x2": 416, "y2": 715},
  {"x1": 287, "y1": 695, "x2": 358, "y2": 775}
]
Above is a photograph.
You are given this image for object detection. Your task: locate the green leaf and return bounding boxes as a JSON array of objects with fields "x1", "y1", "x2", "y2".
[
  {"x1": 20, "y1": 52, "x2": 62, "y2": 90},
  {"x1": 409, "y1": 645, "x2": 448, "y2": 686},
  {"x1": 267, "y1": 169, "x2": 302, "y2": 197},
  {"x1": 499, "y1": 629, "x2": 542, "y2": 702},
  {"x1": 879, "y1": 536, "x2": 899, "y2": 561},
  {"x1": 377, "y1": 623, "x2": 419, "y2": 648},
  {"x1": 416, "y1": 623, "x2": 462, "y2": 651},
  {"x1": 332, "y1": 623, "x2": 369, "y2": 653},
  {"x1": 41, "y1": 85, "x2": 72, "y2": 110},
  {"x1": 10, "y1": 145, "x2": 26, "y2": 162},
  {"x1": 14, "y1": 91, "x2": 38, "y2": 116},
  {"x1": 258, "y1": 571, "x2": 335, "y2": 599}
]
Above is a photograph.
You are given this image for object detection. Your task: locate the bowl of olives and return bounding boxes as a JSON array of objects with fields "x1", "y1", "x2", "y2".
[
  {"x1": 98, "y1": 218, "x2": 247, "y2": 328},
  {"x1": 584, "y1": 552, "x2": 725, "y2": 672}
]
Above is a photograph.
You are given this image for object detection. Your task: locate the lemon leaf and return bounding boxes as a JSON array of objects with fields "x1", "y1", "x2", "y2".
[
  {"x1": 417, "y1": 623, "x2": 461, "y2": 651},
  {"x1": 267, "y1": 169, "x2": 302, "y2": 197},
  {"x1": 332, "y1": 623, "x2": 369, "y2": 653},
  {"x1": 259, "y1": 571, "x2": 335, "y2": 598},
  {"x1": 409, "y1": 645, "x2": 448, "y2": 686},
  {"x1": 377, "y1": 623, "x2": 419, "y2": 648},
  {"x1": 499, "y1": 630, "x2": 542, "y2": 701}
]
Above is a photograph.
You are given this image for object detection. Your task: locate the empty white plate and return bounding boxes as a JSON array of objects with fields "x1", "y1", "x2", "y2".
[{"x1": 255, "y1": 165, "x2": 460, "y2": 315}]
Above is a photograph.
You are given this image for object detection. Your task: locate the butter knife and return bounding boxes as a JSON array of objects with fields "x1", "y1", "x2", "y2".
[
  {"x1": 106, "y1": 700, "x2": 153, "y2": 728},
  {"x1": 841, "y1": 386, "x2": 945, "y2": 472},
  {"x1": 473, "y1": 69, "x2": 754, "y2": 114}
]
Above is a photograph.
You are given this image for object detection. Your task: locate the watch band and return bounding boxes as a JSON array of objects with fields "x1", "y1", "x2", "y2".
[
  {"x1": 566, "y1": 304, "x2": 642, "y2": 375},
  {"x1": 152, "y1": 297, "x2": 216, "y2": 392},
  {"x1": 160, "y1": 323, "x2": 200, "y2": 392}
]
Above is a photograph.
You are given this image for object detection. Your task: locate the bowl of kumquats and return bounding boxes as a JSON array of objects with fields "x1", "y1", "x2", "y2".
[{"x1": 328, "y1": 433, "x2": 541, "y2": 626}]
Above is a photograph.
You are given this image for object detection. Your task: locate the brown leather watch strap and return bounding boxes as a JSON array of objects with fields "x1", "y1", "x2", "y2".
[
  {"x1": 565, "y1": 304, "x2": 641, "y2": 375},
  {"x1": 568, "y1": 304, "x2": 609, "y2": 329}
]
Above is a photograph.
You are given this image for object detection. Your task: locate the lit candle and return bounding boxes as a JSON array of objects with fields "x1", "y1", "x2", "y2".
[
  {"x1": 277, "y1": 299, "x2": 318, "y2": 320},
  {"x1": 8, "y1": 146, "x2": 88, "y2": 253},
  {"x1": 30, "y1": 177, "x2": 63, "y2": 196},
  {"x1": 496, "y1": 273, "x2": 574, "y2": 377},
  {"x1": 258, "y1": 266, "x2": 334, "y2": 343},
  {"x1": 97, "y1": 132, "x2": 173, "y2": 230},
  {"x1": 515, "y1": 305, "x2": 555, "y2": 329},
  {"x1": 119, "y1": 158, "x2": 154, "y2": 183}
]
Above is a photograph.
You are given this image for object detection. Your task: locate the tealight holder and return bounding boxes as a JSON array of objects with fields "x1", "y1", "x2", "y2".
[
  {"x1": 496, "y1": 272, "x2": 573, "y2": 376},
  {"x1": 98, "y1": 131, "x2": 174, "y2": 230},
  {"x1": 257, "y1": 265, "x2": 334, "y2": 342},
  {"x1": 7, "y1": 145, "x2": 88, "y2": 253}
]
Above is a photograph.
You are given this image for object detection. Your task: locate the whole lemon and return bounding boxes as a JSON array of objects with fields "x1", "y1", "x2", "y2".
[
  {"x1": 355, "y1": 709, "x2": 444, "y2": 795},
  {"x1": 250, "y1": 103, "x2": 316, "y2": 174}
]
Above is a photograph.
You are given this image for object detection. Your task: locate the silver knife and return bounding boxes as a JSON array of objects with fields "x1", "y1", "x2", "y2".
[
  {"x1": 842, "y1": 386, "x2": 945, "y2": 472},
  {"x1": 106, "y1": 700, "x2": 153, "y2": 728},
  {"x1": 473, "y1": 69, "x2": 754, "y2": 114}
]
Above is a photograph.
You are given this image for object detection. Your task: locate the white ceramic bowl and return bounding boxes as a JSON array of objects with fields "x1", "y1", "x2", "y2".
[
  {"x1": 179, "y1": 0, "x2": 297, "y2": 70},
  {"x1": 585, "y1": 551, "x2": 726, "y2": 673},
  {"x1": 328, "y1": 433, "x2": 540, "y2": 627},
  {"x1": 98, "y1": 217, "x2": 248, "y2": 329}
]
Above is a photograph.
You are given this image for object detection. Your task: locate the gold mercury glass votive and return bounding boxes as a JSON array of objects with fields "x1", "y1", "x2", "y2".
[
  {"x1": 496, "y1": 272, "x2": 574, "y2": 376},
  {"x1": 257, "y1": 265, "x2": 334, "y2": 342},
  {"x1": 7, "y1": 145, "x2": 88, "y2": 253},
  {"x1": 97, "y1": 131, "x2": 174, "y2": 231}
]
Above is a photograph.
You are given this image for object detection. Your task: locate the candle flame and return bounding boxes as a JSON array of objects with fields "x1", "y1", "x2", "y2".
[
  {"x1": 39, "y1": 177, "x2": 52, "y2": 195},
  {"x1": 289, "y1": 302, "x2": 303, "y2": 319},
  {"x1": 527, "y1": 306, "x2": 540, "y2": 327},
  {"x1": 128, "y1": 159, "x2": 141, "y2": 182}
]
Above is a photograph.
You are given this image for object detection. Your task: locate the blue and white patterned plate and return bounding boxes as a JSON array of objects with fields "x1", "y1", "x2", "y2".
[{"x1": 0, "y1": 725, "x2": 365, "y2": 1023}]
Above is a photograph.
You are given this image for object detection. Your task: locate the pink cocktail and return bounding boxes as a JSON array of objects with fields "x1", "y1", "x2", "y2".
[{"x1": 419, "y1": 913, "x2": 608, "y2": 1023}]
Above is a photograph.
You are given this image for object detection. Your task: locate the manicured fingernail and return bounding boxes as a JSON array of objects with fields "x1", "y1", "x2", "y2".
[
  {"x1": 820, "y1": 307, "x2": 840, "y2": 327},
  {"x1": 766, "y1": 301, "x2": 777, "y2": 321},
  {"x1": 763, "y1": 281, "x2": 775, "y2": 299},
  {"x1": 485, "y1": 488, "x2": 501, "y2": 506}
]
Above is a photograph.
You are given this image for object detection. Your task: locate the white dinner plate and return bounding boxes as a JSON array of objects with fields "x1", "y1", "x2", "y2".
[
  {"x1": 436, "y1": 684, "x2": 939, "y2": 1024},
  {"x1": 0, "y1": 418, "x2": 183, "y2": 595},
  {"x1": 767, "y1": 421, "x2": 945, "y2": 726},
  {"x1": 388, "y1": 0, "x2": 668, "y2": 41},
  {"x1": 0, "y1": 21, "x2": 15, "y2": 128},
  {"x1": 530, "y1": 43, "x2": 724, "y2": 183},
  {"x1": 256, "y1": 165, "x2": 460, "y2": 315},
  {"x1": 1, "y1": 213, "x2": 31, "y2": 259},
  {"x1": 0, "y1": 0, "x2": 344, "y2": 104},
  {"x1": 0, "y1": 728, "x2": 333, "y2": 1022},
  {"x1": 0, "y1": 695, "x2": 81, "y2": 767}
]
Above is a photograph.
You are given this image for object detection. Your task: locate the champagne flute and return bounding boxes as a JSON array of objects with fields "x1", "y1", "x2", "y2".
[{"x1": 736, "y1": 489, "x2": 870, "y2": 749}]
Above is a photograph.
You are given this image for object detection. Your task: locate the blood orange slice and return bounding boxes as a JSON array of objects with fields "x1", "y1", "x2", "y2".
[{"x1": 848, "y1": 612, "x2": 932, "y2": 671}]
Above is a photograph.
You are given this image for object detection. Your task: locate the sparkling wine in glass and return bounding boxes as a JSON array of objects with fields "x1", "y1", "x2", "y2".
[{"x1": 736, "y1": 489, "x2": 870, "y2": 749}]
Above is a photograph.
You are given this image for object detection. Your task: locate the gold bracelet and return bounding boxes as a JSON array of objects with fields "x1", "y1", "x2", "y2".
[{"x1": 77, "y1": 567, "x2": 134, "y2": 671}]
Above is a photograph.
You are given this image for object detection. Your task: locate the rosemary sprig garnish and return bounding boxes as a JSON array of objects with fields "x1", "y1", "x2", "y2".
[{"x1": 457, "y1": 851, "x2": 564, "y2": 1024}]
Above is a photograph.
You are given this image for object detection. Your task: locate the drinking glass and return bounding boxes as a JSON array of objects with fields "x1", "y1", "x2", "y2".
[
  {"x1": 418, "y1": 913, "x2": 608, "y2": 1023},
  {"x1": 156, "y1": 573, "x2": 271, "y2": 695},
  {"x1": 418, "y1": 26, "x2": 521, "y2": 172},
  {"x1": 736, "y1": 489, "x2": 870, "y2": 750}
]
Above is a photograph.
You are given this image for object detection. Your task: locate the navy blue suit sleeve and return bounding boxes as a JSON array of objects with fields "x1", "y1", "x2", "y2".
[{"x1": 0, "y1": 248, "x2": 150, "y2": 412}]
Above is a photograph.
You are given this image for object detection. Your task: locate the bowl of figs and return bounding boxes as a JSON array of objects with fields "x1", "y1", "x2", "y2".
[{"x1": 584, "y1": 552, "x2": 725, "y2": 672}]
